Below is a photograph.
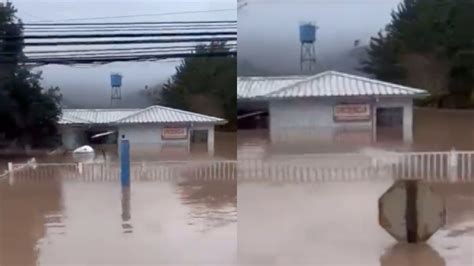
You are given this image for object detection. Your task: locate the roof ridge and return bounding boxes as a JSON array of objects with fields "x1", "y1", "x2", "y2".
[
  {"x1": 331, "y1": 71, "x2": 425, "y2": 93},
  {"x1": 265, "y1": 71, "x2": 331, "y2": 97},
  {"x1": 61, "y1": 113, "x2": 93, "y2": 123},
  {"x1": 152, "y1": 105, "x2": 225, "y2": 121},
  {"x1": 115, "y1": 105, "x2": 225, "y2": 123},
  {"x1": 266, "y1": 70, "x2": 426, "y2": 97},
  {"x1": 114, "y1": 106, "x2": 154, "y2": 122},
  {"x1": 238, "y1": 75, "x2": 309, "y2": 80}
]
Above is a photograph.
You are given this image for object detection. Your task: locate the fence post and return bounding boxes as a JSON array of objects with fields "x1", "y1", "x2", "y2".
[
  {"x1": 8, "y1": 162, "x2": 14, "y2": 185},
  {"x1": 77, "y1": 162, "x2": 83, "y2": 174},
  {"x1": 448, "y1": 148, "x2": 458, "y2": 181}
]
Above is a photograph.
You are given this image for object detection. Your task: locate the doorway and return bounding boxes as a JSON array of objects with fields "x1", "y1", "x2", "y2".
[
  {"x1": 190, "y1": 130, "x2": 209, "y2": 154},
  {"x1": 376, "y1": 107, "x2": 403, "y2": 142}
]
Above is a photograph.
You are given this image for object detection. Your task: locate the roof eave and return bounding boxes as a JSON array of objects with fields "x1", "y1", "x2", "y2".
[{"x1": 263, "y1": 93, "x2": 430, "y2": 100}]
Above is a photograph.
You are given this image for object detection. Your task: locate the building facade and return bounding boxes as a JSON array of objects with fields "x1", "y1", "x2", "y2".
[
  {"x1": 59, "y1": 105, "x2": 226, "y2": 155},
  {"x1": 238, "y1": 71, "x2": 428, "y2": 146}
]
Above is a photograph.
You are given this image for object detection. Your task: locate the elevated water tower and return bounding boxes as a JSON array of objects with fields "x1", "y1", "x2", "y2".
[
  {"x1": 110, "y1": 73, "x2": 122, "y2": 106},
  {"x1": 299, "y1": 22, "x2": 318, "y2": 73}
]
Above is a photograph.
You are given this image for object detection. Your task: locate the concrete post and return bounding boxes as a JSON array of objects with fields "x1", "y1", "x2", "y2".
[
  {"x1": 207, "y1": 127, "x2": 215, "y2": 156},
  {"x1": 448, "y1": 148, "x2": 458, "y2": 181}
]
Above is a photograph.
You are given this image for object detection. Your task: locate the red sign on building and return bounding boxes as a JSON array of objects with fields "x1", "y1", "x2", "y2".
[
  {"x1": 161, "y1": 127, "x2": 188, "y2": 140},
  {"x1": 334, "y1": 104, "x2": 371, "y2": 122}
]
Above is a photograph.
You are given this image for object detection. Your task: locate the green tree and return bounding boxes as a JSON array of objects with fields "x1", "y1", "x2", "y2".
[
  {"x1": 0, "y1": 2, "x2": 62, "y2": 149},
  {"x1": 361, "y1": 0, "x2": 474, "y2": 108},
  {"x1": 157, "y1": 42, "x2": 236, "y2": 131}
]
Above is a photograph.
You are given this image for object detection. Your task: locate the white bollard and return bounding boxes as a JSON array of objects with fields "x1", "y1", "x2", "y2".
[
  {"x1": 8, "y1": 162, "x2": 14, "y2": 185},
  {"x1": 448, "y1": 148, "x2": 458, "y2": 182},
  {"x1": 77, "y1": 162, "x2": 83, "y2": 175}
]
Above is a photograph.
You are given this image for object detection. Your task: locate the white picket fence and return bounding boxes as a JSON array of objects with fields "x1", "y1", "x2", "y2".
[
  {"x1": 238, "y1": 150, "x2": 474, "y2": 182},
  {"x1": 3, "y1": 150, "x2": 474, "y2": 184}
]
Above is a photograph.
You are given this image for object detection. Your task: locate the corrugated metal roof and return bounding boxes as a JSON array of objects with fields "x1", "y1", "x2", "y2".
[
  {"x1": 266, "y1": 71, "x2": 428, "y2": 98},
  {"x1": 59, "y1": 106, "x2": 226, "y2": 125},
  {"x1": 237, "y1": 75, "x2": 307, "y2": 99},
  {"x1": 61, "y1": 109, "x2": 139, "y2": 125},
  {"x1": 117, "y1": 105, "x2": 226, "y2": 124}
]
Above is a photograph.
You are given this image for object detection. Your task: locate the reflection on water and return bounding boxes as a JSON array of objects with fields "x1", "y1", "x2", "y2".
[
  {"x1": 177, "y1": 179, "x2": 237, "y2": 233},
  {"x1": 121, "y1": 187, "x2": 133, "y2": 234},
  {"x1": 380, "y1": 243, "x2": 445, "y2": 266},
  {"x1": 0, "y1": 169, "x2": 237, "y2": 265}
]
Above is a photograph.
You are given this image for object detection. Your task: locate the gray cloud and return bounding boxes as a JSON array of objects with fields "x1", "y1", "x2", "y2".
[
  {"x1": 238, "y1": 0, "x2": 401, "y2": 75},
  {"x1": 12, "y1": 0, "x2": 236, "y2": 107}
]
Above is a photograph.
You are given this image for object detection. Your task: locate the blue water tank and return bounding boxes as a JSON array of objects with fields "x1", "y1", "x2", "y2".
[
  {"x1": 299, "y1": 23, "x2": 317, "y2": 43},
  {"x1": 110, "y1": 73, "x2": 122, "y2": 87}
]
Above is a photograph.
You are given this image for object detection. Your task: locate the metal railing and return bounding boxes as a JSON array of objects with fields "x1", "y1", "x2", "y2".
[{"x1": 4, "y1": 150, "x2": 473, "y2": 184}]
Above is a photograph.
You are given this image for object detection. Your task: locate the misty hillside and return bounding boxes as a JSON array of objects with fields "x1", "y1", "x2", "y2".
[
  {"x1": 60, "y1": 88, "x2": 153, "y2": 109},
  {"x1": 238, "y1": 45, "x2": 369, "y2": 77}
]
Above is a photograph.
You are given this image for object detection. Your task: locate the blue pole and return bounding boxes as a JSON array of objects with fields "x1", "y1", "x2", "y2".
[{"x1": 120, "y1": 139, "x2": 130, "y2": 187}]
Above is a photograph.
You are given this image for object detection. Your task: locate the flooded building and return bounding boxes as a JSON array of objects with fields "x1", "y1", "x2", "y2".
[
  {"x1": 238, "y1": 71, "x2": 428, "y2": 145},
  {"x1": 59, "y1": 105, "x2": 226, "y2": 154}
]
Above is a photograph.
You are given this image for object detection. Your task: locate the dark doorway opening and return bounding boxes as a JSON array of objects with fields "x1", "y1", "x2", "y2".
[
  {"x1": 237, "y1": 110, "x2": 269, "y2": 129},
  {"x1": 376, "y1": 107, "x2": 403, "y2": 142},
  {"x1": 191, "y1": 130, "x2": 208, "y2": 143},
  {"x1": 190, "y1": 130, "x2": 208, "y2": 153}
]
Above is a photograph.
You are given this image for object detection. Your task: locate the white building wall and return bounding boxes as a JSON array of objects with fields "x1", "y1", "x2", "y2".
[
  {"x1": 118, "y1": 124, "x2": 216, "y2": 155},
  {"x1": 118, "y1": 124, "x2": 188, "y2": 145},
  {"x1": 269, "y1": 97, "x2": 413, "y2": 143}
]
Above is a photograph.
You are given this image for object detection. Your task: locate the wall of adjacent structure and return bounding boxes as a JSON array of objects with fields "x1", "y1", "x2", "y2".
[{"x1": 268, "y1": 97, "x2": 413, "y2": 144}]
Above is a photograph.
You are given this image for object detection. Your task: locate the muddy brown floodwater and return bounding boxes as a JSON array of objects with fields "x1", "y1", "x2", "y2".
[
  {"x1": 237, "y1": 181, "x2": 474, "y2": 266},
  {"x1": 237, "y1": 108, "x2": 473, "y2": 265},
  {"x1": 0, "y1": 175, "x2": 237, "y2": 266},
  {"x1": 1, "y1": 109, "x2": 473, "y2": 265}
]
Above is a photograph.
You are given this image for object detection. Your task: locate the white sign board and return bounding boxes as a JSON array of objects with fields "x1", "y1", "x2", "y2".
[
  {"x1": 334, "y1": 104, "x2": 371, "y2": 122},
  {"x1": 378, "y1": 180, "x2": 446, "y2": 243},
  {"x1": 161, "y1": 127, "x2": 187, "y2": 140}
]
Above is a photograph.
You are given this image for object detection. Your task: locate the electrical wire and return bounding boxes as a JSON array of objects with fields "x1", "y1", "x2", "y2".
[
  {"x1": 28, "y1": 9, "x2": 235, "y2": 23},
  {"x1": 1, "y1": 31, "x2": 237, "y2": 40},
  {"x1": 24, "y1": 20, "x2": 237, "y2": 26},
  {"x1": 17, "y1": 51, "x2": 237, "y2": 65},
  {"x1": 24, "y1": 46, "x2": 237, "y2": 58},
  {"x1": 12, "y1": 44, "x2": 237, "y2": 55},
  {"x1": 20, "y1": 37, "x2": 237, "y2": 46},
  {"x1": 24, "y1": 26, "x2": 236, "y2": 33}
]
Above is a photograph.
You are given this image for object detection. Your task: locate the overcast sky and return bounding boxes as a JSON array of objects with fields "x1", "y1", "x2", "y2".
[
  {"x1": 10, "y1": 0, "x2": 236, "y2": 108},
  {"x1": 238, "y1": 0, "x2": 402, "y2": 75},
  {"x1": 8, "y1": 0, "x2": 404, "y2": 107}
]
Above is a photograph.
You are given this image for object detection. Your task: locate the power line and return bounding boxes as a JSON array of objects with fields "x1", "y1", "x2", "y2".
[
  {"x1": 17, "y1": 44, "x2": 237, "y2": 55},
  {"x1": 21, "y1": 45, "x2": 237, "y2": 58},
  {"x1": 24, "y1": 26, "x2": 236, "y2": 33},
  {"x1": 2, "y1": 31, "x2": 237, "y2": 40},
  {"x1": 26, "y1": 48, "x2": 237, "y2": 59},
  {"x1": 20, "y1": 37, "x2": 237, "y2": 46},
  {"x1": 28, "y1": 9, "x2": 236, "y2": 23},
  {"x1": 17, "y1": 51, "x2": 237, "y2": 65},
  {"x1": 24, "y1": 20, "x2": 237, "y2": 27}
]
